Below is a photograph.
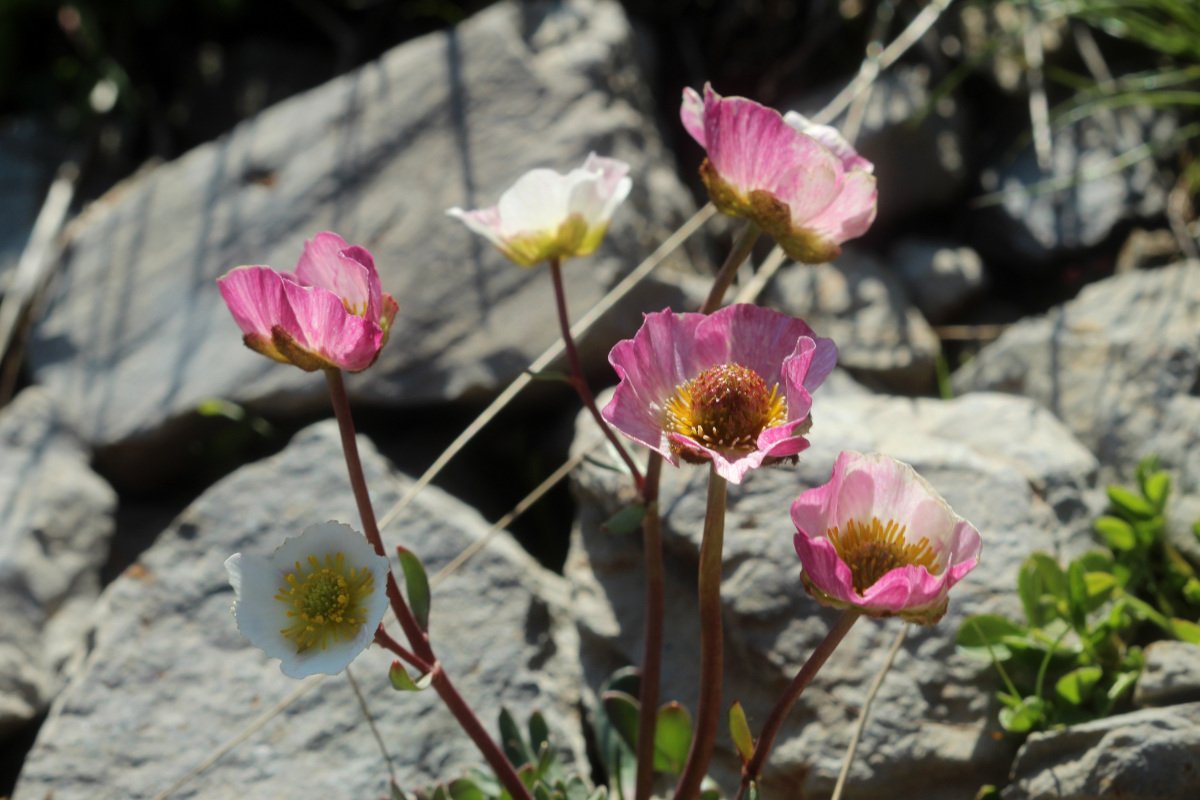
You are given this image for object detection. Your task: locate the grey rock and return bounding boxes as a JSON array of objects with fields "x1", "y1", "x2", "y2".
[
  {"x1": 1001, "y1": 702, "x2": 1200, "y2": 800},
  {"x1": 890, "y1": 238, "x2": 988, "y2": 324},
  {"x1": 1134, "y1": 641, "x2": 1200, "y2": 708},
  {"x1": 568, "y1": 387, "x2": 1101, "y2": 799},
  {"x1": 953, "y1": 262, "x2": 1200, "y2": 493},
  {"x1": 975, "y1": 108, "x2": 1179, "y2": 266},
  {"x1": 764, "y1": 248, "x2": 942, "y2": 394},
  {"x1": 0, "y1": 387, "x2": 116, "y2": 738},
  {"x1": 13, "y1": 420, "x2": 586, "y2": 799},
  {"x1": 26, "y1": 0, "x2": 695, "y2": 459}
]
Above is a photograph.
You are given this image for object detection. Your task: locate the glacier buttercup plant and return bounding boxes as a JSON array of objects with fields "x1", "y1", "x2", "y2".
[
  {"x1": 792, "y1": 450, "x2": 982, "y2": 624},
  {"x1": 225, "y1": 521, "x2": 391, "y2": 678},
  {"x1": 681, "y1": 83, "x2": 877, "y2": 263},
  {"x1": 447, "y1": 153, "x2": 632, "y2": 267},
  {"x1": 217, "y1": 231, "x2": 398, "y2": 372},
  {"x1": 603, "y1": 303, "x2": 837, "y2": 484}
]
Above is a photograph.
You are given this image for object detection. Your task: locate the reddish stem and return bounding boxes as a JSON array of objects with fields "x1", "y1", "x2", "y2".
[
  {"x1": 634, "y1": 453, "x2": 665, "y2": 800},
  {"x1": 547, "y1": 257, "x2": 644, "y2": 491}
]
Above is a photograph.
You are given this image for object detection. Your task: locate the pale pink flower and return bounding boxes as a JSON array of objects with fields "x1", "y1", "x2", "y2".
[
  {"x1": 447, "y1": 153, "x2": 632, "y2": 267},
  {"x1": 602, "y1": 304, "x2": 837, "y2": 484},
  {"x1": 217, "y1": 232, "x2": 398, "y2": 372},
  {"x1": 791, "y1": 452, "x2": 982, "y2": 624},
  {"x1": 681, "y1": 84, "x2": 877, "y2": 263}
]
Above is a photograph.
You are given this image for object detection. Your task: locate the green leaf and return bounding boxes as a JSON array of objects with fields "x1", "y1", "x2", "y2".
[
  {"x1": 1055, "y1": 666, "x2": 1103, "y2": 705},
  {"x1": 653, "y1": 702, "x2": 693, "y2": 775},
  {"x1": 600, "y1": 691, "x2": 641, "y2": 753},
  {"x1": 728, "y1": 701, "x2": 755, "y2": 765},
  {"x1": 602, "y1": 505, "x2": 646, "y2": 536},
  {"x1": 529, "y1": 711, "x2": 551, "y2": 754},
  {"x1": 1095, "y1": 516, "x2": 1137, "y2": 551},
  {"x1": 974, "y1": 787, "x2": 1001, "y2": 800},
  {"x1": 533, "y1": 785, "x2": 553, "y2": 800},
  {"x1": 1170, "y1": 617, "x2": 1200, "y2": 643},
  {"x1": 957, "y1": 614, "x2": 1026, "y2": 660},
  {"x1": 1084, "y1": 571, "x2": 1119, "y2": 605},
  {"x1": 1192, "y1": 520, "x2": 1200, "y2": 543},
  {"x1": 388, "y1": 661, "x2": 431, "y2": 692},
  {"x1": 1143, "y1": 471, "x2": 1171, "y2": 510},
  {"x1": 396, "y1": 546, "x2": 431, "y2": 631},
  {"x1": 1066, "y1": 560, "x2": 1089, "y2": 632},
  {"x1": 391, "y1": 782, "x2": 409, "y2": 800},
  {"x1": 1183, "y1": 578, "x2": 1200, "y2": 605},
  {"x1": 998, "y1": 696, "x2": 1046, "y2": 733},
  {"x1": 1107, "y1": 669, "x2": 1141, "y2": 702},
  {"x1": 447, "y1": 779, "x2": 487, "y2": 800},
  {"x1": 1018, "y1": 553, "x2": 1067, "y2": 627},
  {"x1": 500, "y1": 707, "x2": 534, "y2": 768},
  {"x1": 1107, "y1": 485, "x2": 1157, "y2": 519}
]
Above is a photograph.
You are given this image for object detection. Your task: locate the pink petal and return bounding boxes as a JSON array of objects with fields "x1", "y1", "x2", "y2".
[
  {"x1": 782, "y1": 111, "x2": 875, "y2": 174},
  {"x1": 280, "y1": 280, "x2": 383, "y2": 372},
  {"x1": 800, "y1": 170, "x2": 878, "y2": 246},
  {"x1": 681, "y1": 86, "x2": 707, "y2": 147},
  {"x1": 217, "y1": 266, "x2": 295, "y2": 354},
  {"x1": 667, "y1": 433, "x2": 770, "y2": 485},
  {"x1": 701, "y1": 87, "x2": 841, "y2": 212},
  {"x1": 756, "y1": 413, "x2": 813, "y2": 458},
  {"x1": 294, "y1": 232, "x2": 379, "y2": 320},
  {"x1": 793, "y1": 532, "x2": 858, "y2": 605},
  {"x1": 602, "y1": 310, "x2": 711, "y2": 461}
]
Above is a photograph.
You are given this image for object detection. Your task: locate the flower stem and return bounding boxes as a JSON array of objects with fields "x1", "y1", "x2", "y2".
[
  {"x1": 326, "y1": 368, "x2": 533, "y2": 800},
  {"x1": 735, "y1": 610, "x2": 861, "y2": 799},
  {"x1": 374, "y1": 630, "x2": 533, "y2": 800},
  {"x1": 700, "y1": 221, "x2": 761, "y2": 314},
  {"x1": 674, "y1": 468, "x2": 728, "y2": 800},
  {"x1": 634, "y1": 453, "x2": 665, "y2": 800},
  {"x1": 547, "y1": 257, "x2": 644, "y2": 491},
  {"x1": 324, "y1": 368, "x2": 433, "y2": 662}
]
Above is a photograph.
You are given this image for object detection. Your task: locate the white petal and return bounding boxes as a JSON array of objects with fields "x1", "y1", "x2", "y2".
[{"x1": 496, "y1": 168, "x2": 589, "y2": 235}]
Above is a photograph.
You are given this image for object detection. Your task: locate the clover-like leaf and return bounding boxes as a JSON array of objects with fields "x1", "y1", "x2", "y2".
[
  {"x1": 653, "y1": 702, "x2": 693, "y2": 775},
  {"x1": 396, "y1": 546, "x2": 431, "y2": 631}
]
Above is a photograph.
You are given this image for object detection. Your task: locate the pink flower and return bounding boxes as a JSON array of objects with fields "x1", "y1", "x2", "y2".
[
  {"x1": 791, "y1": 452, "x2": 982, "y2": 624},
  {"x1": 217, "y1": 232, "x2": 399, "y2": 372},
  {"x1": 681, "y1": 84, "x2": 877, "y2": 263},
  {"x1": 602, "y1": 304, "x2": 837, "y2": 484},
  {"x1": 446, "y1": 153, "x2": 632, "y2": 267}
]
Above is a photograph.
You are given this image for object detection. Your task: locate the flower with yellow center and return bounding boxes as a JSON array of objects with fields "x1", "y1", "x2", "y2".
[
  {"x1": 225, "y1": 521, "x2": 390, "y2": 678},
  {"x1": 791, "y1": 452, "x2": 982, "y2": 624},
  {"x1": 602, "y1": 304, "x2": 837, "y2": 484}
]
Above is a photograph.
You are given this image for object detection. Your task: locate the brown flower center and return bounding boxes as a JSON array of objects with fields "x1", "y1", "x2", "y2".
[
  {"x1": 665, "y1": 363, "x2": 786, "y2": 454},
  {"x1": 827, "y1": 517, "x2": 942, "y2": 594}
]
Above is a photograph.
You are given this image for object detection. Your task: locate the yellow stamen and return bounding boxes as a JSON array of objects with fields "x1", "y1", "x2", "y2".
[
  {"x1": 827, "y1": 517, "x2": 941, "y2": 594},
  {"x1": 274, "y1": 551, "x2": 376, "y2": 653}
]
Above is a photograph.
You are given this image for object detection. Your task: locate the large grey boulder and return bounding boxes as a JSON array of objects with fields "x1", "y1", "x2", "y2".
[
  {"x1": 1001, "y1": 702, "x2": 1200, "y2": 800},
  {"x1": 567, "y1": 381, "x2": 1101, "y2": 799},
  {"x1": 0, "y1": 387, "x2": 116, "y2": 738},
  {"x1": 953, "y1": 262, "x2": 1200, "y2": 493},
  {"x1": 13, "y1": 421, "x2": 587, "y2": 799},
  {"x1": 26, "y1": 0, "x2": 694, "y2": 460},
  {"x1": 1133, "y1": 641, "x2": 1200, "y2": 708},
  {"x1": 764, "y1": 249, "x2": 942, "y2": 394}
]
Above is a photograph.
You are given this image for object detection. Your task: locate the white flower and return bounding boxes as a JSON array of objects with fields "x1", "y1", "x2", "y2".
[
  {"x1": 447, "y1": 153, "x2": 633, "y2": 267},
  {"x1": 225, "y1": 521, "x2": 390, "y2": 678}
]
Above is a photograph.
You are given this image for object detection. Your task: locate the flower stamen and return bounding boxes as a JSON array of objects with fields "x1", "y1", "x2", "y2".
[
  {"x1": 665, "y1": 363, "x2": 786, "y2": 457},
  {"x1": 827, "y1": 517, "x2": 942, "y2": 594},
  {"x1": 274, "y1": 551, "x2": 376, "y2": 653}
]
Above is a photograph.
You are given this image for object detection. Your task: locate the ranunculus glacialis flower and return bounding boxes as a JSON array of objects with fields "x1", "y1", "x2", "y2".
[
  {"x1": 791, "y1": 451, "x2": 982, "y2": 624},
  {"x1": 225, "y1": 521, "x2": 391, "y2": 678},
  {"x1": 217, "y1": 231, "x2": 398, "y2": 372},
  {"x1": 447, "y1": 153, "x2": 632, "y2": 267},
  {"x1": 681, "y1": 84, "x2": 877, "y2": 264},
  {"x1": 602, "y1": 304, "x2": 837, "y2": 484}
]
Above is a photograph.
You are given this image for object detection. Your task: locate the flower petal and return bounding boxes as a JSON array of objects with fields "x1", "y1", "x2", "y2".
[
  {"x1": 783, "y1": 111, "x2": 875, "y2": 174},
  {"x1": 280, "y1": 280, "x2": 383, "y2": 372},
  {"x1": 294, "y1": 232, "x2": 379, "y2": 320},
  {"x1": 681, "y1": 86, "x2": 707, "y2": 147},
  {"x1": 800, "y1": 170, "x2": 878, "y2": 247},
  {"x1": 216, "y1": 266, "x2": 296, "y2": 361}
]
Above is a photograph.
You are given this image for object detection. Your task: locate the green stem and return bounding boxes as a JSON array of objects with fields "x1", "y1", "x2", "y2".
[
  {"x1": 548, "y1": 257, "x2": 644, "y2": 491},
  {"x1": 700, "y1": 222, "x2": 760, "y2": 314},
  {"x1": 674, "y1": 468, "x2": 728, "y2": 800},
  {"x1": 325, "y1": 368, "x2": 532, "y2": 800},
  {"x1": 634, "y1": 453, "x2": 665, "y2": 800},
  {"x1": 735, "y1": 610, "x2": 861, "y2": 799}
]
